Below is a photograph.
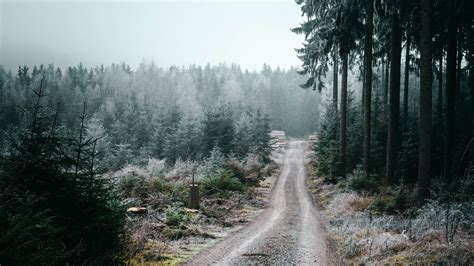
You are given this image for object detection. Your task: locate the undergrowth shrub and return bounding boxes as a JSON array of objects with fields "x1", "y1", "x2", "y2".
[
  {"x1": 227, "y1": 155, "x2": 245, "y2": 183},
  {"x1": 314, "y1": 102, "x2": 339, "y2": 182},
  {"x1": 347, "y1": 165, "x2": 379, "y2": 193},
  {"x1": 368, "y1": 186, "x2": 414, "y2": 215},
  {"x1": 118, "y1": 175, "x2": 146, "y2": 198},
  {"x1": 149, "y1": 176, "x2": 173, "y2": 194},
  {"x1": 165, "y1": 203, "x2": 188, "y2": 226},
  {"x1": 200, "y1": 170, "x2": 246, "y2": 196}
]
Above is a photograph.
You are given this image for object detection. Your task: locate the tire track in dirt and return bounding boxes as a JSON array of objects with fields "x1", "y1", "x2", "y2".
[{"x1": 186, "y1": 141, "x2": 334, "y2": 265}]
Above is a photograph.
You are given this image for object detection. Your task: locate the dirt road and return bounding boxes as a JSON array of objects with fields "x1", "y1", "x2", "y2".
[{"x1": 187, "y1": 141, "x2": 334, "y2": 265}]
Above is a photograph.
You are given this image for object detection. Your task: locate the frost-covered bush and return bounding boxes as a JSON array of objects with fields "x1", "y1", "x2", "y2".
[
  {"x1": 164, "y1": 159, "x2": 197, "y2": 181},
  {"x1": 227, "y1": 154, "x2": 245, "y2": 182},
  {"x1": 347, "y1": 165, "x2": 378, "y2": 193},
  {"x1": 146, "y1": 158, "x2": 166, "y2": 176},
  {"x1": 112, "y1": 164, "x2": 148, "y2": 178},
  {"x1": 242, "y1": 152, "x2": 264, "y2": 184},
  {"x1": 411, "y1": 200, "x2": 473, "y2": 242},
  {"x1": 196, "y1": 147, "x2": 227, "y2": 181}
]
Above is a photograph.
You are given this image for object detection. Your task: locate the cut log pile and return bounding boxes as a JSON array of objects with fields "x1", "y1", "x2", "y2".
[
  {"x1": 269, "y1": 130, "x2": 287, "y2": 151},
  {"x1": 308, "y1": 134, "x2": 318, "y2": 148}
]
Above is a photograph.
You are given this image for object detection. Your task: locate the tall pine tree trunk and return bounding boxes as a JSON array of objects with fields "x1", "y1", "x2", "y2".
[
  {"x1": 470, "y1": 55, "x2": 474, "y2": 163},
  {"x1": 384, "y1": 58, "x2": 390, "y2": 115},
  {"x1": 333, "y1": 52, "x2": 339, "y2": 110},
  {"x1": 457, "y1": 33, "x2": 463, "y2": 104},
  {"x1": 386, "y1": 12, "x2": 401, "y2": 185},
  {"x1": 438, "y1": 55, "x2": 443, "y2": 124},
  {"x1": 363, "y1": 0, "x2": 374, "y2": 176},
  {"x1": 468, "y1": 47, "x2": 474, "y2": 163},
  {"x1": 340, "y1": 51, "x2": 348, "y2": 178},
  {"x1": 444, "y1": 0, "x2": 456, "y2": 182},
  {"x1": 417, "y1": 0, "x2": 432, "y2": 201},
  {"x1": 437, "y1": 53, "x2": 445, "y2": 170},
  {"x1": 403, "y1": 35, "x2": 411, "y2": 130}
]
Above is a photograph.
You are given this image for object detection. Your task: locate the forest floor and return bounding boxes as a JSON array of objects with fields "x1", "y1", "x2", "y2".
[
  {"x1": 306, "y1": 155, "x2": 474, "y2": 264},
  {"x1": 123, "y1": 158, "x2": 282, "y2": 264},
  {"x1": 186, "y1": 141, "x2": 335, "y2": 265}
]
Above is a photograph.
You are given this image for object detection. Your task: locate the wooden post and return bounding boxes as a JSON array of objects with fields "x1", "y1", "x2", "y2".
[{"x1": 188, "y1": 173, "x2": 199, "y2": 209}]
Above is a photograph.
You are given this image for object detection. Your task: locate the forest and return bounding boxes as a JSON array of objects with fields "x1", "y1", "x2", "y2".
[
  {"x1": 293, "y1": 0, "x2": 473, "y2": 197},
  {"x1": 0, "y1": 62, "x2": 320, "y2": 263},
  {"x1": 292, "y1": 0, "x2": 473, "y2": 263},
  {"x1": 1, "y1": 0, "x2": 473, "y2": 264}
]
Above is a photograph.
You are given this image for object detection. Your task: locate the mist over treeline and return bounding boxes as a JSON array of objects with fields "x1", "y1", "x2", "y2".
[{"x1": 0, "y1": 62, "x2": 319, "y2": 168}]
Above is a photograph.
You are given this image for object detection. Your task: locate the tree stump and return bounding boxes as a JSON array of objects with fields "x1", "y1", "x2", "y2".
[{"x1": 188, "y1": 184, "x2": 200, "y2": 210}]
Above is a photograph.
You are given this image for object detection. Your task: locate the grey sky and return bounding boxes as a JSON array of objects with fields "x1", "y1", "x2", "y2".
[{"x1": 1, "y1": 0, "x2": 304, "y2": 71}]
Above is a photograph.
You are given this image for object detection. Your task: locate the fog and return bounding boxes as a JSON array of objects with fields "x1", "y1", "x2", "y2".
[{"x1": 1, "y1": 0, "x2": 303, "y2": 71}]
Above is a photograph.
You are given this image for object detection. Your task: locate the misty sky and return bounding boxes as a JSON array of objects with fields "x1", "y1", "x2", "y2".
[{"x1": 1, "y1": 0, "x2": 304, "y2": 71}]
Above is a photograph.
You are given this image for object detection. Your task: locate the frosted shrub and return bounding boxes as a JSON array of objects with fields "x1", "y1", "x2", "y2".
[
  {"x1": 146, "y1": 158, "x2": 166, "y2": 176},
  {"x1": 347, "y1": 165, "x2": 378, "y2": 193},
  {"x1": 196, "y1": 147, "x2": 226, "y2": 181},
  {"x1": 112, "y1": 164, "x2": 148, "y2": 178},
  {"x1": 243, "y1": 152, "x2": 262, "y2": 173},
  {"x1": 227, "y1": 153, "x2": 245, "y2": 181},
  {"x1": 412, "y1": 200, "x2": 473, "y2": 243},
  {"x1": 164, "y1": 159, "x2": 197, "y2": 181},
  {"x1": 327, "y1": 192, "x2": 361, "y2": 216}
]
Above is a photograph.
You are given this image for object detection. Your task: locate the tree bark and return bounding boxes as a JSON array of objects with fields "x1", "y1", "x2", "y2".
[
  {"x1": 417, "y1": 0, "x2": 432, "y2": 202},
  {"x1": 403, "y1": 35, "x2": 411, "y2": 130},
  {"x1": 386, "y1": 12, "x2": 401, "y2": 185},
  {"x1": 469, "y1": 48, "x2": 474, "y2": 163},
  {"x1": 363, "y1": 0, "x2": 374, "y2": 176},
  {"x1": 384, "y1": 58, "x2": 390, "y2": 115},
  {"x1": 444, "y1": 0, "x2": 456, "y2": 182},
  {"x1": 333, "y1": 52, "x2": 339, "y2": 110},
  {"x1": 339, "y1": 51, "x2": 348, "y2": 178},
  {"x1": 457, "y1": 33, "x2": 463, "y2": 103},
  {"x1": 471, "y1": 60, "x2": 474, "y2": 163},
  {"x1": 382, "y1": 57, "x2": 386, "y2": 99},
  {"x1": 438, "y1": 55, "x2": 443, "y2": 124}
]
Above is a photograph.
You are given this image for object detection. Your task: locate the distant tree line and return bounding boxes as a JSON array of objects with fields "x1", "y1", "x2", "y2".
[
  {"x1": 294, "y1": 0, "x2": 474, "y2": 201},
  {"x1": 1, "y1": 63, "x2": 320, "y2": 169}
]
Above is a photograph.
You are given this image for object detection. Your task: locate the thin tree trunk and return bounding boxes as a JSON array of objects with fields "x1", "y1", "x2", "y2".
[
  {"x1": 384, "y1": 58, "x2": 390, "y2": 115},
  {"x1": 382, "y1": 57, "x2": 386, "y2": 98},
  {"x1": 417, "y1": 0, "x2": 432, "y2": 201},
  {"x1": 386, "y1": 12, "x2": 401, "y2": 185},
  {"x1": 363, "y1": 0, "x2": 374, "y2": 176},
  {"x1": 340, "y1": 51, "x2": 348, "y2": 178},
  {"x1": 403, "y1": 35, "x2": 411, "y2": 130},
  {"x1": 438, "y1": 53, "x2": 445, "y2": 173},
  {"x1": 444, "y1": 0, "x2": 456, "y2": 182},
  {"x1": 457, "y1": 32, "x2": 463, "y2": 103},
  {"x1": 469, "y1": 48, "x2": 474, "y2": 163},
  {"x1": 469, "y1": 63, "x2": 474, "y2": 164},
  {"x1": 438, "y1": 55, "x2": 443, "y2": 124},
  {"x1": 471, "y1": 60, "x2": 474, "y2": 163},
  {"x1": 333, "y1": 52, "x2": 339, "y2": 110}
]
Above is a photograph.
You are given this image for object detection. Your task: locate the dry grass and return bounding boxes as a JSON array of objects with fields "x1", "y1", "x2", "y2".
[
  {"x1": 348, "y1": 195, "x2": 373, "y2": 212},
  {"x1": 307, "y1": 168, "x2": 474, "y2": 265}
]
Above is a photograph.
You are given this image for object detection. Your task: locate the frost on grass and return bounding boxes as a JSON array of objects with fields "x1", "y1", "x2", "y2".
[
  {"x1": 316, "y1": 182, "x2": 473, "y2": 264},
  {"x1": 109, "y1": 152, "x2": 278, "y2": 263}
]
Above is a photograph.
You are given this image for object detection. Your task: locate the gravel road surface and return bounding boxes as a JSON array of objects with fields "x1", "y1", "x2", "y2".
[{"x1": 186, "y1": 141, "x2": 334, "y2": 265}]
